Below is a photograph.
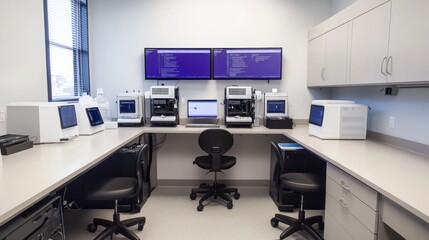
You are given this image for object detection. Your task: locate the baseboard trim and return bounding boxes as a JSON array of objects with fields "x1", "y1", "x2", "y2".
[{"x1": 157, "y1": 179, "x2": 269, "y2": 187}]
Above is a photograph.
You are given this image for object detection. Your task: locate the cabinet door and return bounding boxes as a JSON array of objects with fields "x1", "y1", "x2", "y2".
[
  {"x1": 349, "y1": 2, "x2": 391, "y2": 84},
  {"x1": 325, "y1": 23, "x2": 350, "y2": 86},
  {"x1": 307, "y1": 34, "x2": 326, "y2": 87},
  {"x1": 387, "y1": 0, "x2": 429, "y2": 83}
]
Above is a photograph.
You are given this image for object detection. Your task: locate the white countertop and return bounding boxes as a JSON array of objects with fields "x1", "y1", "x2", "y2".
[
  {"x1": 1, "y1": 124, "x2": 428, "y2": 228},
  {"x1": 0, "y1": 128, "x2": 144, "y2": 225},
  {"x1": 284, "y1": 125, "x2": 429, "y2": 224}
]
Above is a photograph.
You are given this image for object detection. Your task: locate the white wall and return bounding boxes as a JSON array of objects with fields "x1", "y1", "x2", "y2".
[
  {"x1": 332, "y1": 87, "x2": 429, "y2": 145},
  {"x1": 88, "y1": 0, "x2": 332, "y2": 181},
  {"x1": 88, "y1": 0, "x2": 332, "y2": 120},
  {"x1": 0, "y1": 0, "x2": 48, "y2": 135}
]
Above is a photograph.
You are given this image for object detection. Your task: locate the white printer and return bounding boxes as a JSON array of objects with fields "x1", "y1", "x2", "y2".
[
  {"x1": 308, "y1": 100, "x2": 368, "y2": 139},
  {"x1": 7, "y1": 102, "x2": 79, "y2": 143}
]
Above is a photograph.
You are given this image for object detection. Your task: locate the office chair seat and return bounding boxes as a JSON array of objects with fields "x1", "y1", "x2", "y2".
[
  {"x1": 84, "y1": 144, "x2": 148, "y2": 240},
  {"x1": 280, "y1": 173, "x2": 323, "y2": 193},
  {"x1": 270, "y1": 142, "x2": 324, "y2": 240},
  {"x1": 85, "y1": 178, "x2": 137, "y2": 201},
  {"x1": 194, "y1": 155, "x2": 236, "y2": 170}
]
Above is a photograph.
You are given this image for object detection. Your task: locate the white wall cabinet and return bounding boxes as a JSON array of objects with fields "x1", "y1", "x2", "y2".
[
  {"x1": 307, "y1": 23, "x2": 349, "y2": 87},
  {"x1": 387, "y1": 0, "x2": 429, "y2": 83},
  {"x1": 307, "y1": 34, "x2": 326, "y2": 86},
  {"x1": 308, "y1": 0, "x2": 429, "y2": 87},
  {"x1": 349, "y1": 2, "x2": 390, "y2": 85}
]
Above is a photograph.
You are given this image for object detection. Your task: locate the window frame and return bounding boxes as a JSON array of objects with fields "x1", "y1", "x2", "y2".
[{"x1": 43, "y1": 0, "x2": 91, "y2": 102}]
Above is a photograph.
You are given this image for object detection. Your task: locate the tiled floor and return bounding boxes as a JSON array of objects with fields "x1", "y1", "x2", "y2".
[{"x1": 64, "y1": 187, "x2": 324, "y2": 240}]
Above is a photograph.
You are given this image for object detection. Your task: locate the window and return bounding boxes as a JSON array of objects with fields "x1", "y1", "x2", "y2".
[{"x1": 44, "y1": 0, "x2": 90, "y2": 101}]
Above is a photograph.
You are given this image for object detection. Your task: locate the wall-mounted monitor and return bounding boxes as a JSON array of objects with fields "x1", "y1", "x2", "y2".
[
  {"x1": 213, "y1": 48, "x2": 282, "y2": 80},
  {"x1": 58, "y1": 105, "x2": 78, "y2": 129},
  {"x1": 187, "y1": 99, "x2": 218, "y2": 118},
  {"x1": 145, "y1": 48, "x2": 211, "y2": 80}
]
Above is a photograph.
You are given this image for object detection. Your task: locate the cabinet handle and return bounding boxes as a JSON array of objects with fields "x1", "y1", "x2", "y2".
[
  {"x1": 338, "y1": 198, "x2": 348, "y2": 209},
  {"x1": 339, "y1": 180, "x2": 351, "y2": 191},
  {"x1": 381, "y1": 57, "x2": 387, "y2": 76},
  {"x1": 386, "y1": 56, "x2": 392, "y2": 75}
]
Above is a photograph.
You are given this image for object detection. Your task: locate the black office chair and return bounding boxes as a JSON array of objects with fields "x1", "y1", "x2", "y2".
[
  {"x1": 270, "y1": 142, "x2": 324, "y2": 240},
  {"x1": 84, "y1": 144, "x2": 147, "y2": 240},
  {"x1": 190, "y1": 129, "x2": 240, "y2": 211}
]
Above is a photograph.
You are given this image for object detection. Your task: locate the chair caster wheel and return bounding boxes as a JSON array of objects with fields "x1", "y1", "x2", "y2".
[
  {"x1": 138, "y1": 222, "x2": 144, "y2": 231},
  {"x1": 87, "y1": 223, "x2": 97, "y2": 233},
  {"x1": 318, "y1": 221, "x2": 324, "y2": 230},
  {"x1": 190, "y1": 193, "x2": 197, "y2": 200},
  {"x1": 234, "y1": 192, "x2": 240, "y2": 200},
  {"x1": 270, "y1": 218, "x2": 279, "y2": 228},
  {"x1": 197, "y1": 205, "x2": 204, "y2": 211},
  {"x1": 227, "y1": 202, "x2": 233, "y2": 209}
]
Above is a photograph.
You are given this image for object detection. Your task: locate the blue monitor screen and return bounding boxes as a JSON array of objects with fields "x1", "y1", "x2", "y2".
[
  {"x1": 58, "y1": 105, "x2": 78, "y2": 129},
  {"x1": 213, "y1": 48, "x2": 282, "y2": 79},
  {"x1": 119, "y1": 100, "x2": 136, "y2": 114},
  {"x1": 145, "y1": 48, "x2": 211, "y2": 79},
  {"x1": 267, "y1": 100, "x2": 285, "y2": 113},
  {"x1": 309, "y1": 105, "x2": 324, "y2": 126},
  {"x1": 86, "y1": 107, "x2": 104, "y2": 126},
  {"x1": 187, "y1": 100, "x2": 218, "y2": 118}
]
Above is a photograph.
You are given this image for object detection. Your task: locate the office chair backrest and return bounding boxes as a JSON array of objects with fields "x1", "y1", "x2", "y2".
[
  {"x1": 131, "y1": 144, "x2": 148, "y2": 202},
  {"x1": 271, "y1": 142, "x2": 284, "y2": 185},
  {"x1": 199, "y1": 129, "x2": 233, "y2": 154},
  {"x1": 199, "y1": 129, "x2": 234, "y2": 171}
]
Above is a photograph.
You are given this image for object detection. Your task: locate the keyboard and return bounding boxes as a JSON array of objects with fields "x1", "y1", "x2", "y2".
[{"x1": 185, "y1": 123, "x2": 220, "y2": 128}]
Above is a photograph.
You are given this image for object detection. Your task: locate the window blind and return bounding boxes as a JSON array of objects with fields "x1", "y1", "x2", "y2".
[{"x1": 45, "y1": 0, "x2": 90, "y2": 101}]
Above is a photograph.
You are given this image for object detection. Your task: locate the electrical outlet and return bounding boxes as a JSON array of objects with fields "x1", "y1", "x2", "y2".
[
  {"x1": 385, "y1": 87, "x2": 398, "y2": 96},
  {"x1": 389, "y1": 116, "x2": 395, "y2": 128},
  {"x1": 0, "y1": 107, "x2": 6, "y2": 122}
]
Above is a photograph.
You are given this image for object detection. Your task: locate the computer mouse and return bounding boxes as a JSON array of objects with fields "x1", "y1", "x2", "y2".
[
  {"x1": 234, "y1": 115, "x2": 240, "y2": 118},
  {"x1": 161, "y1": 115, "x2": 166, "y2": 118}
]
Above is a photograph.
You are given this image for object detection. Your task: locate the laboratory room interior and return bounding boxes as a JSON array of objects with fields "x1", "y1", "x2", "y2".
[{"x1": 1, "y1": 0, "x2": 429, "y2": 240}]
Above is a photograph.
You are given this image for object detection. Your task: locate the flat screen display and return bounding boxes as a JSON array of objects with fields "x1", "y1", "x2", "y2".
[
  {"x1": 213, "y1": 48, "x2": 282, "y2": 79},
  {"x1": 86, "y1": 107, "x2": 104, "y2": 126},
  {"x1": 58, "y1": 105, "x2": 78, "y2": 129},
  {"x1": 119, "y1": 100, "x2": 136, "y2": 114},
  {"x1": 267, "y1": 100, "x2": 285, "y2": 113},
  {"x1": 309, "y1": 105, "x2": 324, "y2": 126},
  {"x1": 145, "y1": 48, "x2": 211, "y2": 79},
  {"x1": 187, "y1": 100, "x2": 218, "y2": 118}
]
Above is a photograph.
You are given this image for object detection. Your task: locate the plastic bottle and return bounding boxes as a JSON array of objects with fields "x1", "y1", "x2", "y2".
[
  {"x1": 79, "y1": 92, "x2": 94, "y2": 103},
  {"x1": 95, "y1": 88, "x2": 111, "y2": 121}
]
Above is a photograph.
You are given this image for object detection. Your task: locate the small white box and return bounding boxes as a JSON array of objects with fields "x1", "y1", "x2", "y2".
[{"x1": 75, "y1": 102, "x2": 105, "y2": 135}]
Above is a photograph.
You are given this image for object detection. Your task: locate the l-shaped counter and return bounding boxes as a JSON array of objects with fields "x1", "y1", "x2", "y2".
[{"x1": 0, "y1": 125, "x2": 428, "y2": 238}]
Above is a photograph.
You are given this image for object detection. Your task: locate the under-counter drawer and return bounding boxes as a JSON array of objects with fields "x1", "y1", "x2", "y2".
[
  {"x1": 326, "y1": 177, "x2": 378, "y2": 233},
  {"x1": 324, "y1": 210, "x2": 354, "y2": 240},
  {"x1": 327, "y1": 163, "x2": 378, "y2": 210},
  {"x1": 326, "y1": 194, "x2": 376, "y2": 240}
]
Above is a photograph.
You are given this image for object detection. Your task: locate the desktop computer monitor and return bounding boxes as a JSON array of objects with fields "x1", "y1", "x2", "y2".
[{"x1": 187, "y1": 99, "x2": 218, "y2": 118}]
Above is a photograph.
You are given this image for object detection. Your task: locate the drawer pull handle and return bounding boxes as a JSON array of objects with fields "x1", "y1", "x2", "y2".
[
  {"x1": 338, "y1": 198, "x2": 348, "y2": 209},
  {"x1": 339, "y1": 180, "x2": 351, "y2": 191}
]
